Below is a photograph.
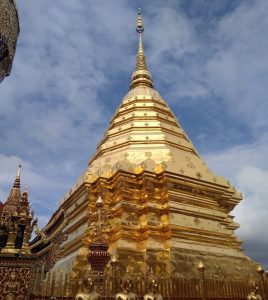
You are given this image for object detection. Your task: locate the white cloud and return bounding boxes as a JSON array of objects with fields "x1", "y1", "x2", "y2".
[
  {"x1": 0, "y1": 154, "x2": 63, "y2": 190},
  {"x1": 205, "y1": 137, "x2": 268, "y2": 268},
  {"x1": 206, "y1": 1, "x2": 268, "y2": 131},
  {"x1": 0, "y1": 154, "x2": 46, "y2": 199},
  {"x1": 236, "y1": 166, "x2": 268, "y2": 238},
  {"x1": 0, "y1": 0, "x2": 137, "y2": 153},
  {"x1": 145, "y1": 4, "x2": 209, "y2": 100}
]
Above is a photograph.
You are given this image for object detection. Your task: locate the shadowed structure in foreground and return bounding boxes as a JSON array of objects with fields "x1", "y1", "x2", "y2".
[{"x1": 0, "y1": 0, "x2": 19, "y2": 81}]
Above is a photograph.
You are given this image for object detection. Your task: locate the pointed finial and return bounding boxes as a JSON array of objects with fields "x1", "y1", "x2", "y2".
[
  {"x1": 3, "y1": 165, "x2": 21, "y2": 210},
  {"x1": 136, "y1": 8, "x2": 144, "y2": 33},
  {"x1": 130, "y1": 9, "x2": 153, "y2": 90},
  {"x1": 17, "y1": 164, "x2": 21, "y2": 178},
  {"x1": 13, "y1": 164, "x2": 21, "y2": 188}
]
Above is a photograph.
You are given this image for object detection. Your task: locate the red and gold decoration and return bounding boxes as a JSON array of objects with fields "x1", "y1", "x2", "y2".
[
  {"x1": 87, "y1": 239, "x2": 110, "y2": 276},
  {"x1": 87, "y1": 196, "x2": 111, "y2": 292},
  {"x1": 0, "y1": 166, "x2": 38, "y2": 299}
]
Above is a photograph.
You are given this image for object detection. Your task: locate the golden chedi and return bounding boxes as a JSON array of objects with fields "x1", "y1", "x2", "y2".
[{"x1": 33, "y1": 9, "x2": 259, "y2": 298}]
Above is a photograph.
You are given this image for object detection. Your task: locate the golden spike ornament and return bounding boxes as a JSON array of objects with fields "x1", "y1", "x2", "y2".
[
  {"x1": 130, "y1": 8, "x2": 153, "y2": 89},
  {"x1": 13, "y1": 164, "x2": 21, "y2": 189}
]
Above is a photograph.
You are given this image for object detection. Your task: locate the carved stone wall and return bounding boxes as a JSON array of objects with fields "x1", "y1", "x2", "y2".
[{"x1": 0, "y1": 256, "x2": 37, "y2": 300}]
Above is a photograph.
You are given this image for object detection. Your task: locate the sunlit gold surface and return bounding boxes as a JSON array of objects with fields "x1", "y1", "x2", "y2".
[
  {"x1": 75, "y1": 277, "x2": 100, "y2": 300},
  {"x1": 143, "y1": 269, "x2": 163, "y2": 300},
  {"x1": 247, "y1": 283, "x2": 262, "y2": 300},
  {"x1": 31, "y1": 9, "x2": 261, "y2": 299},
  {"x1": 130, "y1": 8, "x2": 153, "y2": 90},
  {"x1": 115, "y1": 273, "x2": 138, "y2": 300}
]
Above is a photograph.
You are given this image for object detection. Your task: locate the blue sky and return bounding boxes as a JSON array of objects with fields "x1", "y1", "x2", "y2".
[{"x1": 0, "y1": 1, "x2": 268, "y2": 269}]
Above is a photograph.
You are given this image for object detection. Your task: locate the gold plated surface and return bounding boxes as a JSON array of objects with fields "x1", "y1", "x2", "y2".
[
  {"x1": 28, "y1": 9, "x2": 263, "y2": 299},
  {"x1": 130, "y1": 9, "x2": 153, "y2": 90}
]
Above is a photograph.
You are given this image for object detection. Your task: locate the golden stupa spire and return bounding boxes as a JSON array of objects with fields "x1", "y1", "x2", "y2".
[
  {"x1": 3, "y1": 164, "x2": 21, "y2": 214},
  {"x1": 130, "y1": 8, "x2": 154, "y2": 90},
  {"x1": 13, "y1": 164, "x2": 21, "y2": 189}
]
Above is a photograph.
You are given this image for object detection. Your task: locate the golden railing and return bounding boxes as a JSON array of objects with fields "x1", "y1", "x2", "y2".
[{"x1": 32, "y1": 273, "x2": 268, "y2": 300}]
